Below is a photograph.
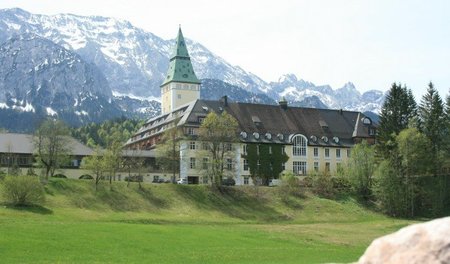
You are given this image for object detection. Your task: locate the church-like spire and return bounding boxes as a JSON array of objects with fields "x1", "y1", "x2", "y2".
[
  {"x1": 161, "y1": 27, "x2": 200, "y2": 86},
  {"x1": 171, "y1": 26, "x2": 190, "y2": 59}
]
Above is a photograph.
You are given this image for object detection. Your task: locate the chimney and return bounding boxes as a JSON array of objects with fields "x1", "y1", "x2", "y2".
[
  {"x1": 220, "y1": 95, "x2": 228, "y2": 107},
  {"x1": 278, "y1": 97, "x2": 288, "y2": 110}
]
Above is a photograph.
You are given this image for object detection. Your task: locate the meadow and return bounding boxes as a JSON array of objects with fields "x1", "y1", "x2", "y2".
[{"x1": 0, "y1": 179, "x2": 414, "y2": 263}]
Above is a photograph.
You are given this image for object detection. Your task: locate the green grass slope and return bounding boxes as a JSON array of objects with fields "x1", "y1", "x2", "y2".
[{"x1": 0, "y1": 179, "x2": 414, "y2": 263}]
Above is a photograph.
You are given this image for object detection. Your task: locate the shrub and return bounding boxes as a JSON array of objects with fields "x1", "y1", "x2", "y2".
[
  {"x1": 280, "y1": 171, "x2": 304, "y2": 198},
  {"x1": 221, "y1": 177, "x2": 236, "y2": 186},
  {"x1": 1, "y1": 175, "x2": 45, "y2": 206},
  {"x1": 26, "y1": 167, "x2": 37, "y2": 176},
  {"x1": 332, "y1": 176, "x2": 351, "y2": 193},
  {"x1": 79, "y1": 174, "x2": 93, "y2": 180},
  {"x1": 311, "y1": 172, "x2": 335, "y2": 198}
]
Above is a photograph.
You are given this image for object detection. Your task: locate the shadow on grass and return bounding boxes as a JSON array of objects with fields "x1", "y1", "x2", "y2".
[
  {"x1": 281, "y1": 196, "x2": 304, "y2": 210},
  {"x1": 95, "y1": 186, "x2": 140, "y2": 211},
  {"x1": 173, "y1": 185, "x2": 291, "y2": 222},
  {"x1": 137, "y1": 187, "x2": 170, "y2": 209},
  {"x1": 3, "y1": 204, "x2": 53, "y2": 215}
]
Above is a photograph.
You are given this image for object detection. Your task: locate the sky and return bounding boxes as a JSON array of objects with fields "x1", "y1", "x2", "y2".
[{"x1": 1, "y1": 0, "x2": 450, "y2": 100}]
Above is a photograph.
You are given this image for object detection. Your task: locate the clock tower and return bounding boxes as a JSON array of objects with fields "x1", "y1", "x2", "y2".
[{"x1": 160, "y1": 27, "x2": 201, "y2": 114}]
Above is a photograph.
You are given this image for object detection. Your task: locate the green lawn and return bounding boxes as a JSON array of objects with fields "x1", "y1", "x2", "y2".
[{"x1": 0, "y1": 179, "x2": 414, "y2": 263}]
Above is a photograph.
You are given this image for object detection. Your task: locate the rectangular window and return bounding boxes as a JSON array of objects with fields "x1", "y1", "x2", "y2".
[
  {"x1": 325, "y1": 162, "x2": 330, "y2": 172},
  {"x1": 325, "y1": 148, "x2": 330, "y2": 158},
  {"x1": 314, "y1": 161, "x2": 319, "y2": 172},
  {"x1": 202, "y1": 142, "x2": 209, "y2": 150},
  {"x1": 347, "y1": 149, "x2": 351, "y2": 158},
  {"x1": 198, "y1": 117, "x2": 205, "y2": 123},
  {"x1": 202, "y1": 157, "x2": 208, "y2": 170},
  {"x1": 293, "y1": 161, "x2": 307, "y2": 175},
  {"x1": 336, "y1": 149, "x2": 341, "y2": 158},
  {"x1": 243, "y1": 159, "x2": 249, "y2": 171},
  {"x1": 244, "y1": 177, "x2": 249, "y2": 185},
  {"x1": 225, "y1": 143, "x2": 233, "y2": 151},
  {"x1": 226, "y1": 158, "x2": 233, "y2": 170},
  {"x1": 187, "y1": 127, "x2": 195, "y2": 135},
  {"x1": 190, "y1": 157, "x2": 196, "y2": 169},
  {"x1": 281, "y1": 162, "x2": 286, "y2": 171},
  {"x1": 314, "y1": 147, "x2": 319, "y2": 157},
  {"x1": 189, "y1": 141, "x2": 196, "y2": 150},
  {"x1": 243, "y1": 144, "x2": 248, "y2": 155}
]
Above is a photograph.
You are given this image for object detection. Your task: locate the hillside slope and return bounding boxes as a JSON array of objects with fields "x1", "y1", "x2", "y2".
[{"x1": 0, "y1": 179, "x2": 414, "y2": 263}]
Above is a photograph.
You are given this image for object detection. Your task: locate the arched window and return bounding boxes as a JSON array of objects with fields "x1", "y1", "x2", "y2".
[{"x1": 292, "y1": 135, "x2": 307, "y2": 156}]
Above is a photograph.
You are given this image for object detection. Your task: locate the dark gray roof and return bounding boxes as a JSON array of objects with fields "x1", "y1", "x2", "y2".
[
  {"x1": 184, "y1": 100, "x2": 374, "y2": 147},
  {"x1": 0, "y1": 133, "x2": 93, "y2": 156},
  {"x1": 127, "y1": 99, "x2": 375, "y2": 148}
]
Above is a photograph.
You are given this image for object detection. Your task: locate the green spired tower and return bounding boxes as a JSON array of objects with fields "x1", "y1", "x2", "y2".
[{"x1": 160, "y1": 27, "x2": 201, "y2": 114}]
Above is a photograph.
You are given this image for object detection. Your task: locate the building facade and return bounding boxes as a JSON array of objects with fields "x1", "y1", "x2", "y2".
[{"x1": 125, "y1": 28, "x2": 376, "y2": 185}]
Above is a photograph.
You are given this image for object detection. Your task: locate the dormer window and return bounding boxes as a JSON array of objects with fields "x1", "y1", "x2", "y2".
[
  {"x1": 333, "y1": 136, "x2": 339, "y2": 144},
  {"x1": 265, "y1": 133, "x2": 272, "y2": 140},
  {"x1": 310, "y1": 135, "x2": 317, "y2": 142},
  {"x1": 253, "y1": 132, "x2": 260, "y2": 140},
  {"x1": 277, "y1": 133, "x2": 284, "y2": 141},
  {"x1": 362, "y1": 117, "x2": 372, "y2": 125},
  {"x1": 319, "y1": 120, "x2": 328, "y2": 129},
  {"x1": 322, "y1": 136, "x2": 329, "y2": 143},
  {"x1": 240, "y1": 131, "x2": 248, "y2": 139}
]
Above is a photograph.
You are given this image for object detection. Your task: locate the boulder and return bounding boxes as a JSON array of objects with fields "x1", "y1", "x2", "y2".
[{"x1": 358, "y1": 217, "x2": 450, "y2": 264}]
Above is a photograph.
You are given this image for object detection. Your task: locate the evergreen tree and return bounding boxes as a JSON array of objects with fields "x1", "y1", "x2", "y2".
[
  {"x1": 418, "y1": 82, "x2": 446, "y2": 173},
  {"x1": 377, "y1": 83, "x2": 417, "y2": 158},
  {"x1": 444, "y1": 92, "x2": 450, "y2": 157}
]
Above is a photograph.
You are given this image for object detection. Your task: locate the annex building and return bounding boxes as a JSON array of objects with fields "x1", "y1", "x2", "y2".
[{"x1": 125, "y1": 28, "x2": 376, "y2": 185}]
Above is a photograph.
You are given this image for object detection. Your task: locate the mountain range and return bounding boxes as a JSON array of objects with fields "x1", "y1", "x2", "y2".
[{"x1": 0, "y1": 8, "x2": 385, "y2": 131}]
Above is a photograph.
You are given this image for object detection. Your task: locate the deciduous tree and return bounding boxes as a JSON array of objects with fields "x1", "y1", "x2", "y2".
[
  {"x1": 156, "y1": 122, "x2": 184, "y2": 183},
  {"x1": 346, "y1": 140, "x2": 376, "y2": 199},
  {"x1": 198, "y1": 111, "x2": 239, "y2": 187},
  {"x1": 34, "y1": 119, "x2": 72, "y2": 180}
]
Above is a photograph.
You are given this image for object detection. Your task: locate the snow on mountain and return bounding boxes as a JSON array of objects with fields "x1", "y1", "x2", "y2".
[
  {"x1": 0, "y1": 8, "x2": 385, "y2": 122},
  {"x1": 271, "y1": 75, "x2": 385, "y2": 113},
  {"x1": 0, "y1": 33, "x2": 123, "y2": 128},
  {"x1": 0, "y1": 8, "x2": 270, "y2": 98}
]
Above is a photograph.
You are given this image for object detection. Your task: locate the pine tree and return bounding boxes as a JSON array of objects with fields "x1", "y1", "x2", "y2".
[
  {"x1": 418, "y1": 82, "x2": 445, "y2": 162},
  {"x1": 377, "y1": 83, "x2": 417, "y2": 158}
]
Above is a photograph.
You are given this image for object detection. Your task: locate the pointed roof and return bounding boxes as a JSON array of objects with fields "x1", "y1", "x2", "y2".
[{"x1": 161, "y1": 27, "x2": 201, "y2": 86}]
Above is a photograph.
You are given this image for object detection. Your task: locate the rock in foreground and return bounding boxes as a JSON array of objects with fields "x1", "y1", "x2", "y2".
[{"x1": 358, "y1": 217, "x2": 450, "y2": 264}]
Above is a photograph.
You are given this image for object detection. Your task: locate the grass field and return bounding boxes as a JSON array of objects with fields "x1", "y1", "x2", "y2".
[{"x1": 0, "y1": 179, "x2": 415, "y2": 263}]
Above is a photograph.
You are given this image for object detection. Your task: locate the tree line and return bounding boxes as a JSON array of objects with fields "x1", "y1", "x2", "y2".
[{"x1": 344, "y1": 82, "x2": 450, "y2": 218}]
